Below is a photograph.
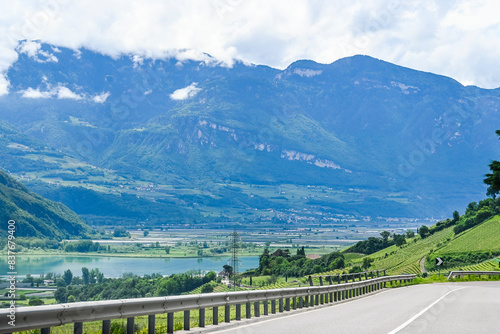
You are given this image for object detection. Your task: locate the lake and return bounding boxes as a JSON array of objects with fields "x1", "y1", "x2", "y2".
[{"x1": 0, "y1": 255, "x2": 259, "y2": 278}]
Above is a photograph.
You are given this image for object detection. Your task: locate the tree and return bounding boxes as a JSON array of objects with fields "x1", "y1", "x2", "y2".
[
  {"x1": 63, "y1": 269, "x2": 73, "y2": 286},
  {"x1": 165, "y1": 246, "x2": 171, "y2": 254},
  {"x1": 82, "y1": 267, "x2": 90, "y2": 285},
  {"x1": 484, "y1": 131, "x2": 500, "y2": 198},
  {"x1": 419, "y1": 225, "x2": 429, "y2": 239},
  {"x1": 223, "y1": 264, "x2": 233, "y2": 276},
  {"x1": 362, "y1": 257, "x2": 373, "y2": 269},
  {"x1": 405, "y1": 230, "x2": 415, "y2": 238},
  {"x1": 54, "y1": 287, "x2": 67, "y2": 303},
  {"x1": 380, "y1": 231, "x2": 391, "y2": 242},
  {"x1": 452, "y1": 210, "x2": 460, "y2": 222},
  {"x1": 393, "y1": 234, "x2": 406, "y2": 247},
  {"x1": 143, "y1": 230, "x2": 149, "y2": 237},
  {"x1": 28, "y1": 298, "x2": 44, "y2": 306}
]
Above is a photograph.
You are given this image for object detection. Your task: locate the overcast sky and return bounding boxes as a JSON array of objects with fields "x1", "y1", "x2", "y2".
[{"x1": 1, "y1": 0, "x2": 499, "y2": 95}]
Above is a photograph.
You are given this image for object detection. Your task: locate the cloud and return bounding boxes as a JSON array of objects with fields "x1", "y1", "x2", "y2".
[
  {"x1": 21, "y1": 87, "x2": 53, "y2": 99},
  {"x1": 57, "y1": 86, "x2": 82, "y2": 100},
  {"x1": 92, "y1": 92, "x2": 110, "y2": 103},
  {"x1": 0, "y1": 1, "x2": 500, "y2": 87},
  {"x1": 170, "y1": 82, "x2": 201, "y2": 100},
  {"x1": 0, "y1": 74, "x2": 9, "y2": 96},
  {"x1": 20, "y1": 83, "x2": 104, "y2": 102},
  {"x1": 16, "y1": 40, "x2": 58, "y2": 63}
]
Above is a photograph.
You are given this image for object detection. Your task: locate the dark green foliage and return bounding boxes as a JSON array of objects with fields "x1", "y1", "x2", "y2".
[
  {"x1": 64, "y1": 240, "x2": 102, "y2": 252},
  {"x1": 113, "y1": 227, "x2": 130, "y2": 238},
  {"x1": 362, "y1": 257, "x2": 373, "y2": 269},
  {"x1": 0, "y1": 169, "x2": 89, "y2": 238},
  {"x1": 54, "y1": 270, "x2": 217, "y2": 302},
  {"x1": 427, "y1": 251, "x2": 500, "y2": 270},
  {"x1": 393, "y1": 234, "x2": 406, "y2": 247},
  {"x1": 345, "y1": 237, "x2": 394, "y2": 254},
  {"x1": 453, "y1": 199, "x2": 497, "y2": 234},
  {"x1": 418, "y1": 225, "x2": 429, "y2": 238},
  {"x1": 484, "y1": 131, "x2": 500, "y2": 198},
  {"x1": 349, "y1": 266, "x2": 363, "y2": 274},
  {"x1": 63, "y1": 270, "x2": 73, "y2": 286},
  {"x1": 256, "y1": 249, "x2": 345, "y2": 277},
  {"x1": 28, "y1": 298, "x2": 44, "y2": 306},
  {"x1": 200, "y1": 283, "x2": 214, "y2": 293},
  {"x1": 380, "y1": 231, "x2": 391, "y2": 242}
]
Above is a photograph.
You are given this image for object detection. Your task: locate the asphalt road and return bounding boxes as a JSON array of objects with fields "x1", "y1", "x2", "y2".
[{"x1": 206, "y1": 281, "x2": 500, "y2": 334}]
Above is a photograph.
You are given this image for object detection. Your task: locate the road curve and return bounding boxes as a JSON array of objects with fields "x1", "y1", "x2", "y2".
[{"x1": 202, "y1": 281, "x2": 499, "y2": 334}]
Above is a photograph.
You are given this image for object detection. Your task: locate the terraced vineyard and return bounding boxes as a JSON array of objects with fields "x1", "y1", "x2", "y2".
[
  {"x1": 429, "y1": 258, "x2": 500, "y2": 274},
  {"x1": 354, "y1": 227, "x2": 455, "y2": 275},
  {"x1": 438, "y1": 216, "x2": 500, "y2": 253}
]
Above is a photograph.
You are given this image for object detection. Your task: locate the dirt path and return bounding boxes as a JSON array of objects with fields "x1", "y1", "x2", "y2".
[{"x1": 420, "y1": 256, "x2": 427, "y2": 273}]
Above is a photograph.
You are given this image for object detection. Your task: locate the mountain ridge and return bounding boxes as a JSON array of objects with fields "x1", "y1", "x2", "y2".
[{"x1": 1, "y1": 42, "x2": 500, "y2": 224}]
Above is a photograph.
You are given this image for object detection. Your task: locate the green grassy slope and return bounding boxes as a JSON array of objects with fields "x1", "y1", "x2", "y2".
[
  {"x1": 0, "y1": 169, "x2": 89, "y2": 238},
  {"x1": 438, "y1": 216, "x2": 500, "y2": 253},
  {"x1": 347, "y1": 215, "x2": 500, "y2": 275}
]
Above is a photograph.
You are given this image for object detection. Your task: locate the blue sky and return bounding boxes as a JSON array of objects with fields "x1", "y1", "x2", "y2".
[{"x1": 0, "y1": 0, "x2": 499, "y2": 95}]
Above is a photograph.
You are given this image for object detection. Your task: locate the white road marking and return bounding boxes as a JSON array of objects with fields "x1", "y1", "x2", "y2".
[{"x1": 387, "y1": 286, "x2": 467, "y2": 334}]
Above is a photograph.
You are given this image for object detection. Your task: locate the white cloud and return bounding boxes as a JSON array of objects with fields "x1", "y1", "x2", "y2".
[
  {"x1": 16, "y1": 40, "x2": 58, "y2": 63},
  {"x1": 170, "y1": 82, "x2": 201, "y2": 100},
  {"x1": 0, "y1": 1, "x2": 500, "y2": 88},
  {"x1": 0, "y1": 74, "x2": 9, "y2": 96},
  {"x1": 57, "y1": 86, "x2": 83, "y2": 100},
  {"x1": 21, "y1": 87, "x2": 53, "y2": 99},
  {"x1": 17, "y1": 40, "x2": 41, "y2": 58},
  {"x1": 92, "y1": 92, "x2": 110, "y2": 103},
  {"x1": 20, "y1": 83, "x2": 87, "y2": 101}
]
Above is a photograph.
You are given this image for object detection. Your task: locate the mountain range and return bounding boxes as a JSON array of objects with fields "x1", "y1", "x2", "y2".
[{"x1": 1, "y1": 41, "x2": 500, "y2": 227}]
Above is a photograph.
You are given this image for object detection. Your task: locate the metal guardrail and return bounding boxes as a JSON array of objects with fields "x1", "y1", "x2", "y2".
[
  {"x1": 447, "y1": 270, "x2": 500, "y2": 280},
  {"x1": 0, "y1": 274, "x2": 416, "y2": 334},
  {"x1": 310, "y1": 269, "x2": 386, "y2": 286}
]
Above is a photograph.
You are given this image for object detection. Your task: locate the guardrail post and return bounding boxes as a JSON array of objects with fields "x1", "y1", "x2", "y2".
[
  {"x1": 213, "y1": 307, "x2": 219, "y2": 325},
  {"x1": 103, "y1": 320, "x2": 111, "y2": 334},
  {"x1": 383, "y1": 270, "x2": 386, "y2": 276},
  {"x1": 167, "y1": 312, "x2": 174, "y2": 334},
  {"x1": 344, "y1": 275, "x2": 348, "y2": 284},
  {"x1": 127, "y1": 317, "x2": 135, "y2": 334},
  {"x1": 236, "y1": 304, "x2": 241, "y2": 320},
  {"x1": 225, "y1": 305, "x2": 230, "y2": 323},
  {"x1": 271, "y1": 299, "x2": 276, "y2": 313},
  {"x1": 315, "y1": 294, "x2": 319, "y2": 305},
  {"x1": 309, "y1": 276, "x2": 313, "y2": 286},
  {"x1": 74, "y1": 322, "x2": 83, "y2": 334},
  {"x1": 246, "y1": 302, "x2": 252, "y2": 318},
  {"x1": 264, "y1": 300, "x2": 269, "y2": 315},
  {"x1": 292, "y1": 297, "x2": 297, "y2": 309},
  {"x1": 254, "y1": 301, "x2": 260, "y2": 317},
  {"x1": 199, "y1": 309, "x2": 205, "y2": 328},
  {"x1": 279, "y1": 298, "x2": 284, "y2": 312},
  {"x1": 184, "y1": 311, "x2": 190, "y2": 330},
  {"x1": 41, "y1": 328, "x2": 50, "y2": 334},
  {"x1": 285, "y1": 297, "x2": 291, "y2": 311},
  {"x1": 337, "y1": 275, "x2": 341, "y2": 284},
  {"x1": 319, "y1": 277, "x2": 324, "y2": 286},
  {"x1": 320, "y1": 293, "x2": 324, "y2": 304},
  {"x1": 299, "y1": 297, "x2": 303, "y2": 308},
  {"x1": 328, "y1": 276, "x2": 333, "y2": 285},
  {"x1": 365, "y1": 273, "x2": 368, "y2": 280},
  {"x1": 148, "y1": 315, "x2": 155, "y2": 334}
]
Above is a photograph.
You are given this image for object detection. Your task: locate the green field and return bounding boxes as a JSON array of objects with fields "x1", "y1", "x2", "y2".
[{"x1": 438, "y1": 216, "x2": 500, "y2": 253}]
